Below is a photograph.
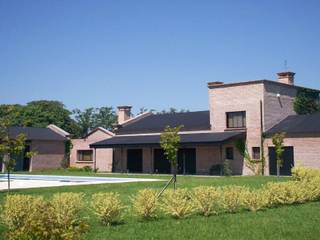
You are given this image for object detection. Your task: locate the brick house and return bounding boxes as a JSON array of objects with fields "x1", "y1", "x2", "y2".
[
  {"x1": 1, "y1": 124, "x2": 69, "y2": 172},
  {"x1": 70, "y1": 127, "x2": 114, "y2": 172},
  {"x1": 91, "y1": 72, "x2": 320, "y2": 175}
]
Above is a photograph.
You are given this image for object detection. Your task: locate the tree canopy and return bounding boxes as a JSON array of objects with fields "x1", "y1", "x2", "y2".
[
  {"x1": 294, "y1": 88, "x2": 320, "y2": 115},
  {"x1": 0, "y1": 101, "x2": 117, "y2": 138}
]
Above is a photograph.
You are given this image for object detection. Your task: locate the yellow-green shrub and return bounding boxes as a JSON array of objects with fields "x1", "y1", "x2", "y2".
[
  {"x1": 1, "y1": 194, "x2": 49, "y2": 240},
  {"x1": 292, "y1": 166, "x2": 320, "y2": 181},
  {"x1": 262, "y1": 181, "x2": 302, "y2": 206},
  {"x1": 221, "y1": 186, "x2": 249, "y2": 213},
  {"x1": 92, "y1": 192, "x2": 123, "y2": 226},
  {"x1": 192, "y1": 186, "x2": 222, "y2": 216},
  {"x1": 131, "y1": 189, "x2": 158, "y2": 219},
  {"x1": 161, "y1": 189, "x2": 194, "y2": 218},
  {"x1": 242, "y1": 189, "x2": 268, "y2": 212},
  {"x1": 1, "y1": 193, "x2": 88, "y2": 240},
  {"x1": 50, "y1": 193, "x2": 89, "y2": 239}
]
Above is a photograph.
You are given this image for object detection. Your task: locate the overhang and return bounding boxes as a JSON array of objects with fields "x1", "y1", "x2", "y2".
[{"x1": 90, "y1": 131, "x2": 245, "y2": 148}]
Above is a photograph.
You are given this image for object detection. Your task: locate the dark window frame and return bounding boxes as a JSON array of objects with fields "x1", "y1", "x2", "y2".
[
  {"x1": 225, "y1": 147, "x2": 234, "y2": 160},
  {"x1": 226, "y1": 111, "x2": 246, "y2": 129},
  {"x1": 252, "y1": 147, "x2": 261, "y2": 160},
  {"x1": 77, "y1": 150, "x2": 93, "y2": 162}
]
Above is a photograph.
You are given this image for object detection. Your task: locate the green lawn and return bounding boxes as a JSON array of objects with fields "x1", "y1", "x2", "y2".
[{"x1": 0, "y1": 171, "x2": 319, "y2": 240}]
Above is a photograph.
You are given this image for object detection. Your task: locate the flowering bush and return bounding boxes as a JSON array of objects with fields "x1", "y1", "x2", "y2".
[{"x1": 221, "y1": 185, "x2": 249, "y2": 213}]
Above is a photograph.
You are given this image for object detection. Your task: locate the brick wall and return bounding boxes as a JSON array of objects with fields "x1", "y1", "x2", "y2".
[
  {"x1": 264, "y1": 137, "x2": 320, "y2": 174},
  {"x1": 70, "y1": 130, "x2": 113, "y2": 172},
  {"x1": 30, "y1": 140, "x2": 65, "y2": 171}
]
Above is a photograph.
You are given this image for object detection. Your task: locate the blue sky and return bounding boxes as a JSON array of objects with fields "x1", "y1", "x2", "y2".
[{"x1": 1, "y1": 0, "x2": 320, "y2": 114}]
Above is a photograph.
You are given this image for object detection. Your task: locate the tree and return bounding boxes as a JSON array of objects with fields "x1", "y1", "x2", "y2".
[
  {"x1": 294, "y1": 88, "x2": 320, "y2": 114},
  {"x1": 158, "y1": 108, "x2": 189, "y2": 114},
  {"x1": 72, "y1": 107, "x2": 117, "y2": 137},
  {"x1": 0, "y1": 106, "x2": 28, "y2": 192},
  {"x1": 272, "y1": 133, "x2": 286, "y2": 177},
  {"x1": 94, "y1": 107, "x2": 117, "y2": 130},
  {"x1": 160, "y1": 125, "x2": 183, "y2": 191}
]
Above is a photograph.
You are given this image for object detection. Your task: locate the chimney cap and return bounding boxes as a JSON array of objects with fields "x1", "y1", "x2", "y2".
[
  {"x1": 117, "y1": 105, "x2": 132, "y2": 110},
  {"x1": 277, "y1": 71, "x2": 296, "y2": 77}
]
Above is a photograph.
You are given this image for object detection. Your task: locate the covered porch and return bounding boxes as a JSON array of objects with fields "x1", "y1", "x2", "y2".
[{"x1": 91, "y1": 131, "x2": 245, "y2": 175}]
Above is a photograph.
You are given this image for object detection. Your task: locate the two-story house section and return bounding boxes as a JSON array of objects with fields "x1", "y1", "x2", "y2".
[{"x1": 91, "y1": 71, "x2": 320, "y2": 176}]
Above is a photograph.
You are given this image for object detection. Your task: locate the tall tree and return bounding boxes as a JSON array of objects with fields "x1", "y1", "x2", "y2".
[
  {"x1": 0, "y1": 106, "x2": 31, "y2": 192},
  {"x1": 72, "y1": 107, "x2": 117, "y2": 137},
  {"x1": 160, "y1": 125, "x2": 183, "y2": 191},
  {"x1": 272, "y1": 133, "x2": 286, "y2": 177},
  {"x1": 294, "y1": 89, "x2": 320, "y2": 114},
  {"x1": 94, "y1": 107, "x2": 117, "y2": 130}
]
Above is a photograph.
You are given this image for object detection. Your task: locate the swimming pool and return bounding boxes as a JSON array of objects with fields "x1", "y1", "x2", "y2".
[{"x1": 0, "y1": 174, "x2": 162, "y2": 190}]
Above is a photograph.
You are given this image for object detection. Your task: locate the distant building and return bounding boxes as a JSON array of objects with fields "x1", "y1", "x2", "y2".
[
  {"x1": 70, "y1": 127, "x2": 114, "y2": 172},
  {"x1": 91, "y1": 71, "x2": 320, "y2": 176},
  {"x1": 1, "y1": 124, "x2": 69, "y2": 172}
]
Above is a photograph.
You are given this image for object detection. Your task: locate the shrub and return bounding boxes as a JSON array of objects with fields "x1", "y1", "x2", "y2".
[
  {"x1": 161, "y1": 189, "x2": 194, "y2": 218},
  {"x1": 192, "y1": 186, "x2": 222, "y2": 216},
  {"x1": 1, "y1": 194, "x2": 48, "y2": 240},
  {"x1": 223, "y1": 160, "x2": 232, "y2": 176},
  {"x1": 292, "y1": 166, "x2": 320, "y2": 181},
  {"x1": 262, "y1": 181, "x2": 301, "y2": 206},
  {"x1": 1, "y1": 193, "x2": 88, "y2": 240},
  {"x1": 221, "y1": 185, "x2": 249, "y2": 213},
  {"x1": 131, "y1": 189, "x2": 158, "y2": 219},
  {"x1": 242, "y1": 189, "x2": 268, "y2": 212},
  {"x1": 92, "y1": 192, "x2": 123, "y2": 226},
  {"x1": 50, "y1": 193, "x2": 89, "y2": 239}
]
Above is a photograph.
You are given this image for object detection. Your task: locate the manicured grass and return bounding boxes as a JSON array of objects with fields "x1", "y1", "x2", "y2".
[{"x1": 1, "y1": 171, "x2": 319, "y2": 240}]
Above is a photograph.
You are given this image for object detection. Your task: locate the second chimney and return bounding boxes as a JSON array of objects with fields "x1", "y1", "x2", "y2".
[
  {"x1": 117, "y1": 106, "x2": 132, "y2": 124},
  {"x1": 277, "y1": 71, "x2": 295, "y2": 85}
]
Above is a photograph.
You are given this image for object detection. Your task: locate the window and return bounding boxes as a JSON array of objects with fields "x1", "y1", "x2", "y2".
[
  {"x1": 252, "y1": 147, "x2": 261, "y2": 160},
  {"x1": 226, "y1": 111, "x2": 246, "y2": 128},
  {"x1": 77, "y1": 150, "x2": 93, "y2": 161},
  {"x1": 225, "y1": 147, "x2": 234, "y2": 160}
]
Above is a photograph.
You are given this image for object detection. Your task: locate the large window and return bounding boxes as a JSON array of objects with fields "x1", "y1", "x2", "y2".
[
  {"x1": 226, "y1": 111, "x2": 246, "y2": 128},
  {"x1": 77, "y1": 150, "x2": 93, "y2": 161}
]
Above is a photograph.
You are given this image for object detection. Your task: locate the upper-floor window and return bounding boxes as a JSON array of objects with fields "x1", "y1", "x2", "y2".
[
  {"x1": 226, "y1": 111, "x2": 246, "y2": 128},
  {"x1": 77, "y1": 150, "x2": 93, "y2": 161}
]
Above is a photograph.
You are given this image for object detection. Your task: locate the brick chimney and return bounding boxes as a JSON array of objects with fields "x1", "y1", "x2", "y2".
[
  {"x1": 277, "y1": 71, "x2": 295, "y2": 85},
  {"x1": 117, "y1": 106, "x2": 132, "y2": 124}
]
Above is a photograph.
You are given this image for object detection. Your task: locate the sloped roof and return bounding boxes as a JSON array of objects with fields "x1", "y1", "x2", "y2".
[
  {"x1": 8, "y1": 126, "x2": 67, "y2": 141},
  {"x1": 115, "y1": 111, "x2": 211, "y2": 135},
  {"x1": 91, "y1": 131, "x2": 244, "y2": 148},
  {"x1": 266, "y1": 113, "x2": 320, "y2": 136}
]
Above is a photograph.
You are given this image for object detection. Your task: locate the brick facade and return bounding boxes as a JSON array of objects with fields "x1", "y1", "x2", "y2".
[{"x1": 70, "y1": 129, "x2": 113, "y2": 172}]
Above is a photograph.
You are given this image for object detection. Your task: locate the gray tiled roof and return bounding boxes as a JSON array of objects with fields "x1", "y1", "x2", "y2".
[
  {"x1": 266, "y1": 113, "x2": 320, "y2": 136},
  {"x1": 115, "y1": 111, "x2": 211, "y2": 135},
  {"x1": 91, "y1": 131, "x2": 244, "y2": 148},
  {"x1": 8, "y1": 126, "x2": 67, "y2": 141}
]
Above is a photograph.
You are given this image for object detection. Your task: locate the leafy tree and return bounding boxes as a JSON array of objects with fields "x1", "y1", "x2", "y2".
[
  {"x1": 0, "y1": 106, "x2": 32, "y2": 192},
  {"x1": 94, "y1": 107, "x2": 117, "y2": 130},
  {"x1": 294, "y1": 89, "x2": 320, "y2": 114},
  {"x1": 22, "y1": 100, "x2": 76, "y2": 132},
  {"x1": 160, "y1": 125, "x2": 183, "y2": 190},
  {"x1": 158, "y1": 108, "x2": 189, "y2": 114},
  {"x1": 0, "y1": 104, "x2": 25, "y2": 126},
  {"x1": 72, "y1": 107, "x2": 117, "y2": 137},
  {"x1": 272, "y1": 133, "x2": 286, "y2": 177}
]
